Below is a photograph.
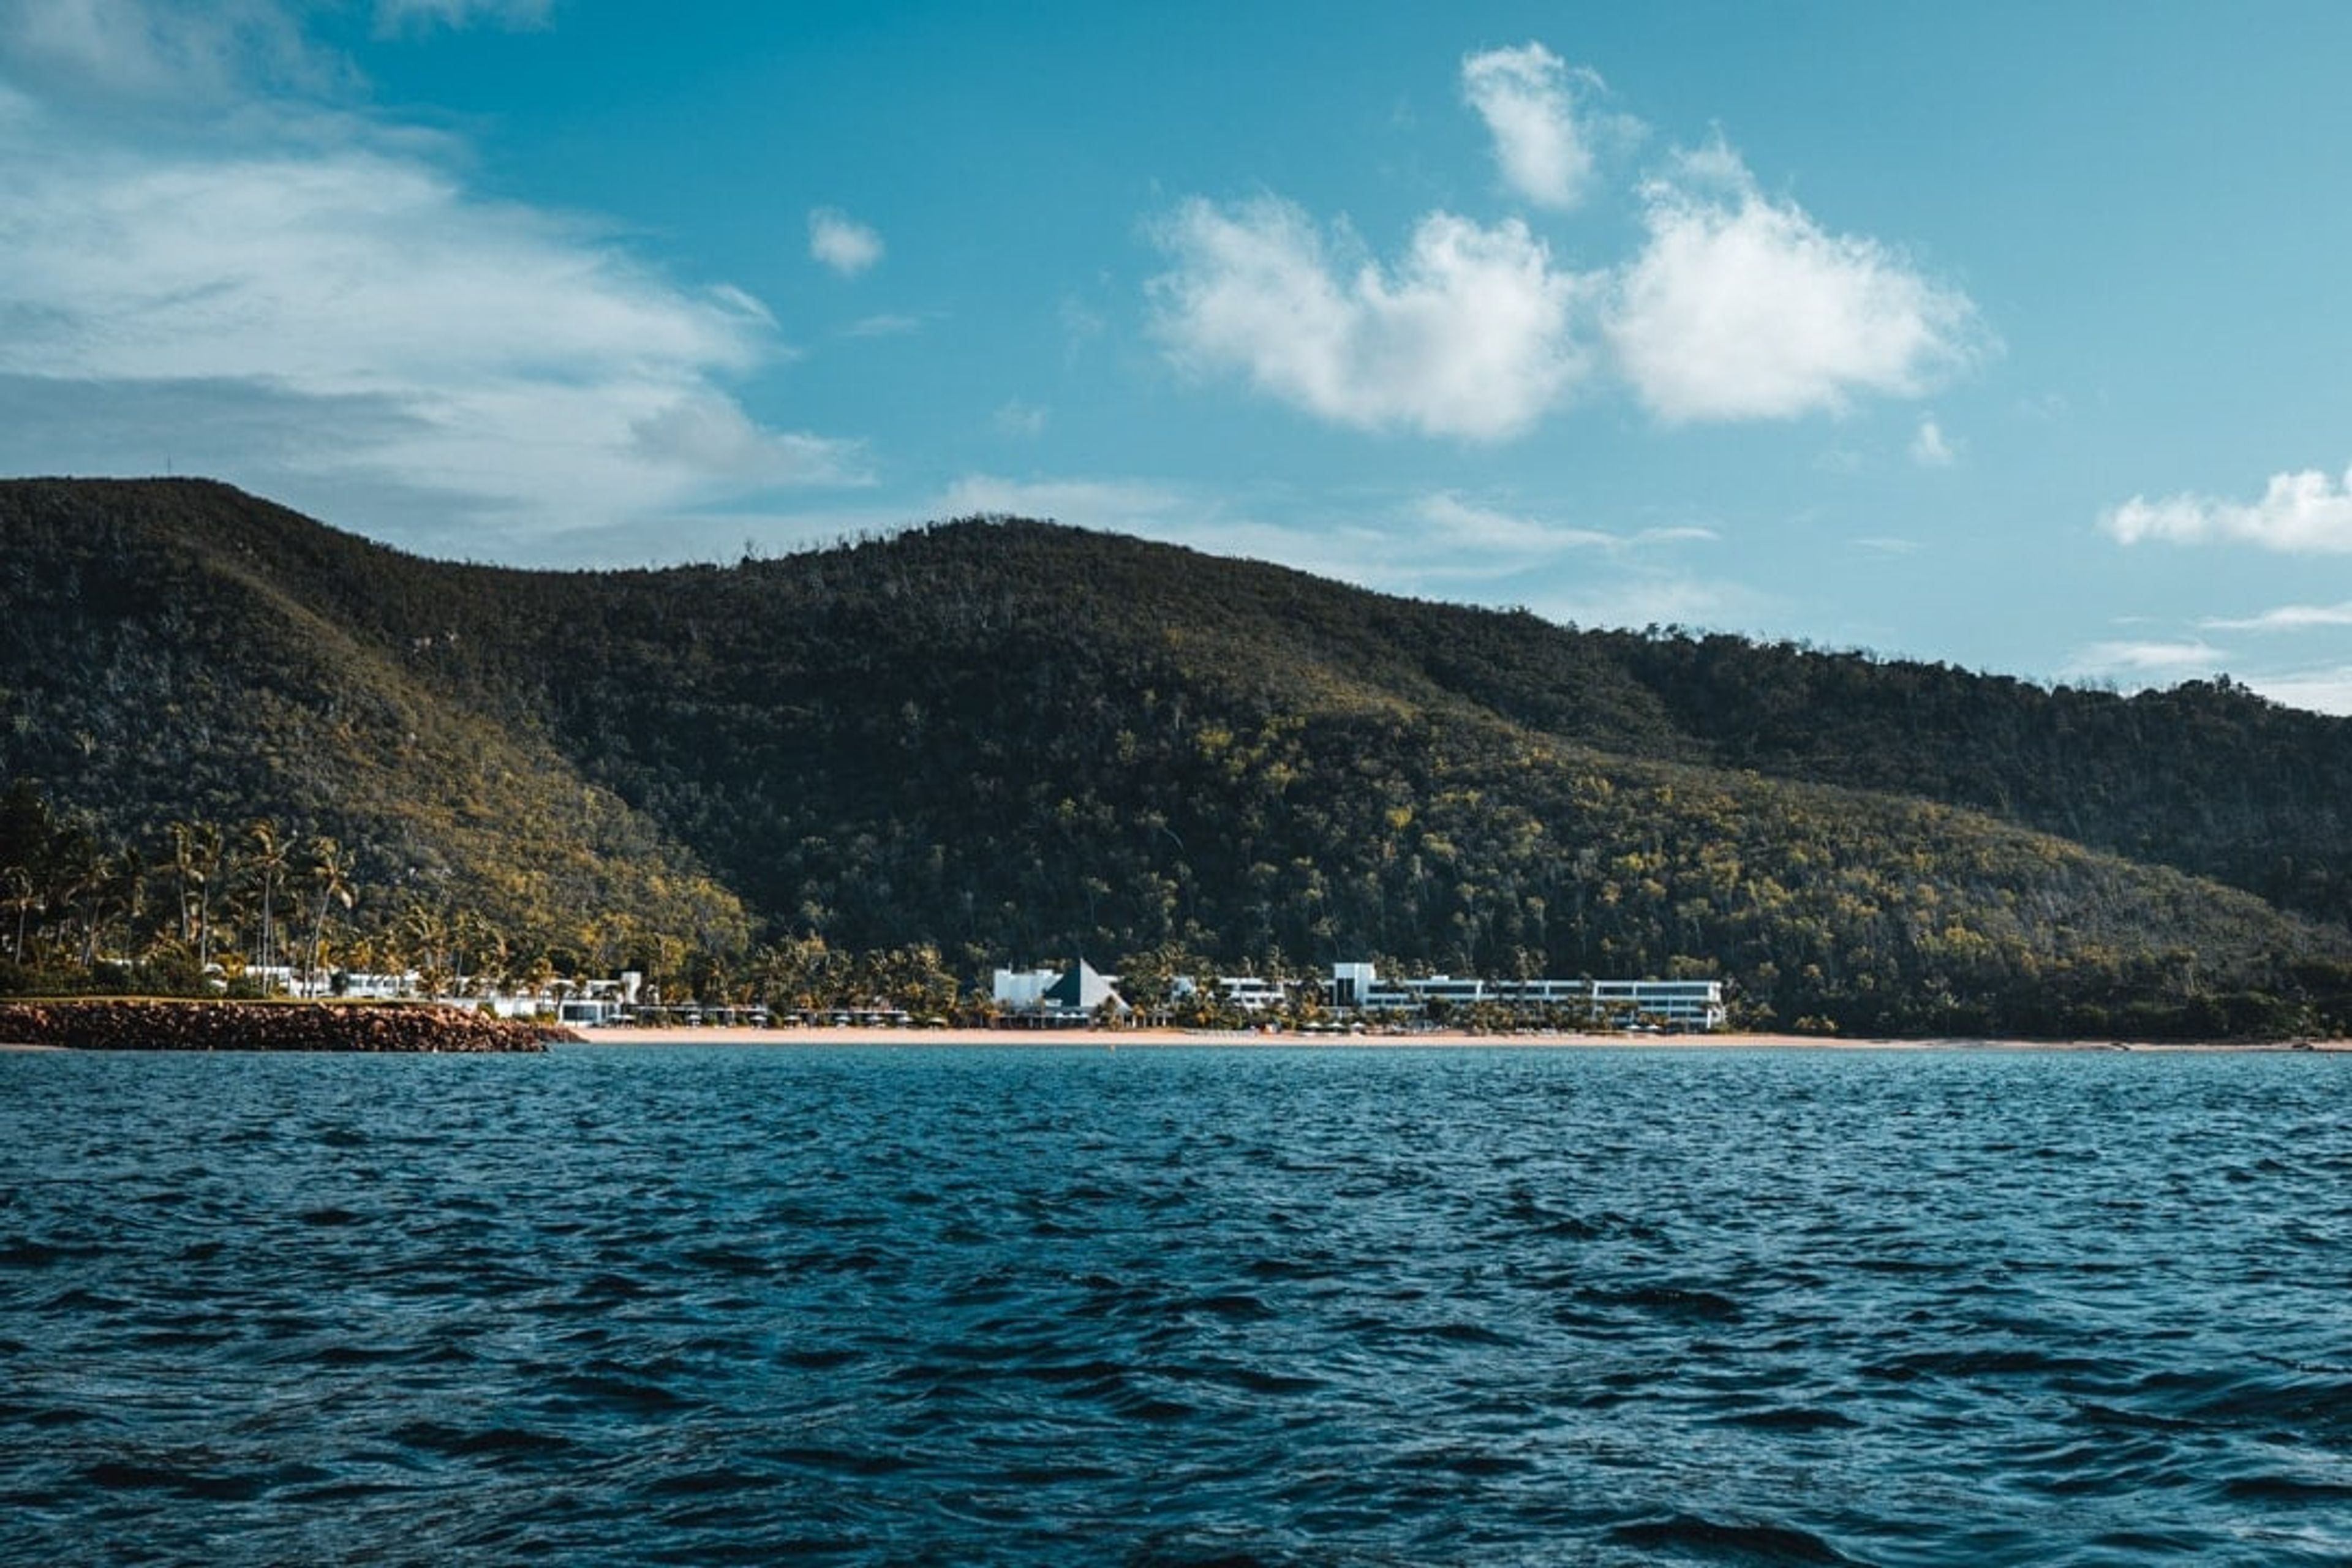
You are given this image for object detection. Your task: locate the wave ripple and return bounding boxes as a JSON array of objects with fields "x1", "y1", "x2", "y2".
[{"x1": 4, "y1": 1045, "x2": 2349, "y2": 1565}]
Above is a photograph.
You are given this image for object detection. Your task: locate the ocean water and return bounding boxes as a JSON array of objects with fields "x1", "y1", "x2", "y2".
[{"x1": 2, "y1": 1044, "x2": 2348, "y2": 1567}]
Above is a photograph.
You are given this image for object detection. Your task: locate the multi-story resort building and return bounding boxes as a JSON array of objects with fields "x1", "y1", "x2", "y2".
[
  {"x1": 1332, "y1": 962, "x2": 1725, "y2": 1029},
  {"x1": 998, "y1": 959, "x2": 1725, "y2": 1030}
]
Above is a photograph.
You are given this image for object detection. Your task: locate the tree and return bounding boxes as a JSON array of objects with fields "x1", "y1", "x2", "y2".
[
  {"x1": 192, "y1": 822, "x2": 226, "y2": 973},
  {"x1": 2, "y1": 863, "x2": 33, "y2": 966},
  {"x1": 167, "y1": 820, "x2": 227, "y2": 970},
  {"x1": 245, "y1": 819, "x2": 288, "y2": 981},
  {"x1": 301, "y1": 835, "x2": 355, "y2": 995}
]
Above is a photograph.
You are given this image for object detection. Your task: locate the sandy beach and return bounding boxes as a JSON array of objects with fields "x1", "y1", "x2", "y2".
[{"x1": 571, "y1": 1025, "x2": 2348, "y2": 1053}]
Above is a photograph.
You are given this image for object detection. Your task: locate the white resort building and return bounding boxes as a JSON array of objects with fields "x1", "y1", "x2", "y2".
[
  {"x1": 1331, "y1": 961, "x2": 1724, "y2": 1028},
  {"x1": 992, "y1": 959, "x2": 1129, "y2": 1025},
  {"x1": 999, "y1": 958, "x2": 1725, "y2": 1030}
]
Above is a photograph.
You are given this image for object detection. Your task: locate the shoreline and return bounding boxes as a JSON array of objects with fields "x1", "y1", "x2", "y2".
[
  {"x1": 6, "y1": 1012, "x2": 2338, "y2": 1055},
  {"x1": 0, "y1": 998, "x2": 559, "y2": 1053},
  {"x1": 571, "y1": 1024, "x2": 2350, "y2": 1054}
]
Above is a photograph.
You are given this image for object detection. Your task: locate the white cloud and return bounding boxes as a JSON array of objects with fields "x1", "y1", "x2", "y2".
[
  {"x1": 1418, "y1": 492, "x2": 1716, "y2": 560},
  {"x1": 1605, "y1": 144, "x2": 1983, "y2": 423},
  {"x1": 0, "y1": 0, "x2": 326, "y2": 102},
  {"x1": 993, "y1": 400, "x2": 1048, "y2": 438},
  {"x1": 374, "y1": 0, "x2": 552, "y2": 34},
  {"x1": 1148, "y1": 195, "x2": 1590, "y2": 441},
  {"x1": 1531, "y1": 575, "x2": 1755, "y2": 632},
  {"x1": 1910, "y1": 417, "x2": 1955, "y2": 467},
  {"x1": 809, "y1": 207, "x2": 883, "y2": 277},
  {"x1": 843, "y1": 312, "x2": 921, "y2": 337},
  {"x1": 932, "y1": 471, "x2": 1755, "y2": 633},
  {"x1": 1420, "y1": 492, "x2": 1617, "y2": 554},
  {"x1": 0, "y1": 77, "x2": 862, "y2": 545},
  {"x1": 2052, "y1": 638, "x2": 2352, "y2": 715},
  {"x1": 1460, "y1": 42, "x2": 1600, "y2": 211},
  {"x1": 2241, "y1": 666, "x2": 2352, "y2": 717},
  {"x1": 629, "y1": 392, "x2": 865, "y2": 488},
  {"x1": 2201, "y1": 600, "x2": 2352, "y2": 632},
  {"x1": 936, "y1": 474, "x2": 1188, "y2": 530},
  {"x1": 1853, "y1": 535, "x2": 1923, "y2": 556},
  {"x1": 2064, "y1": 639, "x2": 2229, "y2": 679},
  {"x1": 2103, "y1": 466, "x2": 2352, "y2": 553}
]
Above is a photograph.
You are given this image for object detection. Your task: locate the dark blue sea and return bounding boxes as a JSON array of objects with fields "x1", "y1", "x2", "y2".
[{"x1": 3, "y1": 1044, "x2": 2349, "y2": 1566}]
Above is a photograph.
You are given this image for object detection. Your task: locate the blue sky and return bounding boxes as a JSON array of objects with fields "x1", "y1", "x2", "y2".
[{"x1": 8, "y1": 2, "x2": 2352, "y2": 710}]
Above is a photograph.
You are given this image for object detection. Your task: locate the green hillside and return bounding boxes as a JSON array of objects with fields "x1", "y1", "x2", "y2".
[{"x1": 4, "y1": 477, "x2": 2349, "y2": 1037}]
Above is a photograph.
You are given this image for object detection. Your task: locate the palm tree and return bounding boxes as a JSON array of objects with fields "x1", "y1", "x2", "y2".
[
  {"x1": 398, "y1": 903, "x2": 451, "y2": 998},
  {"x1": 301, "y1": 836, "x2": 355, "y2": 996},
  {"x1": 45, "y1": 827, "x2": 103, "y2": 973},
  {"x1": 165, "y1": 820, "x2": 227, "y2": 967},
  {"x1": 185, "y1": 822, "x2": 226, "y2": 973},
  {"x1": 83, "y1": 845, "x2": 145, "y2": 970},
  {"x1": 165, "y1": 821, "x2": 198, "y2": 947},
  {"x1": 2, "y1": 864, "x2": 34, "y2": 965},
  {"x1": 245, "y1": 819, "x2": 288, "y2": 981}
]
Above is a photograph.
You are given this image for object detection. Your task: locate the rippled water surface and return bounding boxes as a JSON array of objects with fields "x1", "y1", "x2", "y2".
[{"x1": 4, "y1": 1044, "x2": 2350, "y2": 1565}]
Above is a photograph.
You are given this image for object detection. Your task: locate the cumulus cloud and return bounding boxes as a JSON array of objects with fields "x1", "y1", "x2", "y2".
[
  {"x1": 1147, "y1": 196, "x2": 1590, "y2": 440},
  {"x1": 2103, "y1": 467, "x2": 2352, "y2": 553},
  {"x1": 1460, "y1": 42, "x2": 1602, "y2": 210},
  {"x1": 1605, "y1": 145, "x2": 1982, "y2": 423},
  {"x1": 809, "y1": 207, "x2": 883, "y2": 277}
]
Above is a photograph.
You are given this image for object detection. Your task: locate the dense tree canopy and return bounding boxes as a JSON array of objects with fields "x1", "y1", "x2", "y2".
[{"x1": 5, "y1": 477, "x2": 2350, "y2": 1036}]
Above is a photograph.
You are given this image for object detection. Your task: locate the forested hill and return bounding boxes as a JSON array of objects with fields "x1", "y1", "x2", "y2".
[{"x1": 6, "y1": 476, "x2": 2352, "y2": 1037}]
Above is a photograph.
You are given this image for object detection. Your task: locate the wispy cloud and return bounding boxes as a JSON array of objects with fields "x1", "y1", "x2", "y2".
[
  {"x1": 934, "y1": 471, "x2": 1751, "y2": 631},
  {"x1": 809, "y1": 207, "x2": 883, "y2": 277},
  {"x1": 2064, "y1": 639, "x2": 2229, "y2": 680},
  {"x1": 2104, "y1": 466, "x2": 2352, "y2": 553},
  {"x1": 842, "y1": 312, "x2": 921, "y2": 337},
  {"x1": 0, "y1": 0, "x2": 329, "y2": 104},
  {"x1": 1531, "y1": 575, "x2": 1757, "y2": 632},
  {"x1": 629, "y1": 393, "x2": 866, "y2": 488},
  {"x1": 1605, "y1": 142, "x2": 1984, "y2": 423},
  {"x1": 1460, "y1": 42, "x2": 1613, "y2": 211},
  {"x1": 1147, "y1": 196, "x2": 1590, "y2": 440},
  {"x1": 2240, "y1": 665, "x2": 2352, "y2": 717},
  {"x1": 0, "y1": 8, "x2": 864, "y2": 548},
  {"x1": 1418, "y1": 492, "x2": 1714, "y2": 562},
  {"x1": 373, "y1": 0, "x2": 551, "y2": 36},
  {"x1": 2200, "y1": 600, "x2": 2352, "y2": 632},
  {"x1": 992, "y1": 400, "x2": 1049, "y2": 439},
  {"x1": 1910, "y1": 416, "x2": 1956, "y2": 467}
]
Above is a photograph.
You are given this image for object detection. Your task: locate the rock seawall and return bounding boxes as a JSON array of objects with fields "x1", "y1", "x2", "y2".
[{"x1": 0, "y1": 1000, "x2": 570, "y2": 1052}]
